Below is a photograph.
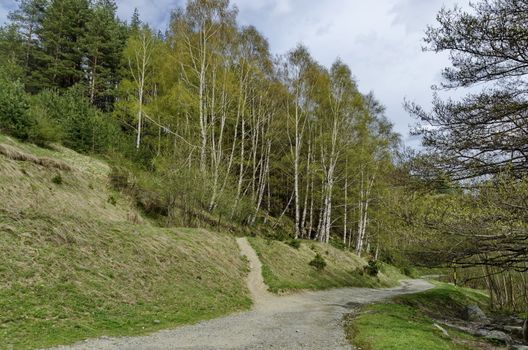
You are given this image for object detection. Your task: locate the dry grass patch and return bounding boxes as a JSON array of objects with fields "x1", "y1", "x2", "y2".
[
  {"x1": 0, "y1": 141, "x2": 140, "y2": 223},
  {"x1": 0, "y1": 143, "x2": 72, "y2": 171},
  {"x1": 0, "y1": 213, "x2": 251, "y2": 350}
]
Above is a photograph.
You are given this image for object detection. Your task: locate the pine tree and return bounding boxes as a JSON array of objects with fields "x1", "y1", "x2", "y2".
[
  {"x1": 38, "y1": 0, "x2": 90, "y2": 89},
  {"x1": 0, "y1": 25, "x2": 25, "y2": 70},
  {"x1": 7, "y1": 0, "x2": 48, "y2": 91},
  {"x1": 83, "y1": 0, "x2": 126, "y2": 110},
  {"x1": 130, "y1": 8, "x2": 141, "y2": 32}
]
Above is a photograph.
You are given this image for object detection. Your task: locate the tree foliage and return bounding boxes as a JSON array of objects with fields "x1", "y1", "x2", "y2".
[
  {"x1": 0, "y1": 0, "x2": 401, "y2": 258},
  {"x1": 402, "y1": 0, "x2": 528, "y2": 297},
  {"x1": 408, "y1": 0, "x2": 528, "y2": 180}
]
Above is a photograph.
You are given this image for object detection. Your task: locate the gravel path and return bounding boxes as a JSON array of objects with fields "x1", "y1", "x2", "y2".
[{"x1": 49, "y1": 238, "x2": 433, "y2": 350}]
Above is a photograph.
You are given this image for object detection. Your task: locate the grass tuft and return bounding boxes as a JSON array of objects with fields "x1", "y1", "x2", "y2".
[{"x1": 51, "y1": 174, "x2": 63, "y2": 185}]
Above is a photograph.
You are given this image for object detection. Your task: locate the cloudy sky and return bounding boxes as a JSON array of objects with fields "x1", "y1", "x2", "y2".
[{"x1": 0, "y1": 0, "x2": 468, "y2": 146}]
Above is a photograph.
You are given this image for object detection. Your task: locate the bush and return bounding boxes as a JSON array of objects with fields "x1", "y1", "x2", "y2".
[
  {"x1": 26, "y1": 96, "x2": 64, "y2": 146},
  {"x1": 109, "y1": 166, "x2": 132, "y2": 190},
  {"x1": 29, "y1": 87, "x2": 122, "y2": 153},
  {"x1": 51, "y1": 174, "x2": 63, "y2": 185},
  {"x1": 0, "y1": 70, "x2": 30, "y2": 140},
  {"x1": 401, "y1": 266, "x2": 417, "y2": 278},
  {"x1": 287, "y1": 239, "x2": 301, "y2": 249},
  {"x1": 364, "y1": 259, "x2": 380, "y2": 276},
  {"x1": 0, "y1": 67, "x2": 64, "y2": 146},
  {"x1": 108, "y1": 195, "x2": 117, "y2": 206},
  {"x1": 309, "y1": 253, "x2": 327, "y2": 271}
]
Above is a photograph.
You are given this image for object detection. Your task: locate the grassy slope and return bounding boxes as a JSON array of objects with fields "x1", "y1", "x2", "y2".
[
  {"x1": 346, "y1": 283, "x2": 493, "y2": 350},
  {"x1": 248, "y1": 237, "x2": 406, "y2": 293},
  {"x1": 0, "y1": 135, "x2": 251, "y2": 349}
]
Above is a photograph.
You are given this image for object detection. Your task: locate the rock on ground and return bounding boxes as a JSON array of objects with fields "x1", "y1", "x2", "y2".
[{"x1": 463, "y1": 304, "x2": 488, "y2": 323}]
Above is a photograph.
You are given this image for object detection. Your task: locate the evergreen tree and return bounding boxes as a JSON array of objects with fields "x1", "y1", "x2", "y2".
[
  {"x1": 0, "y1": 25, "x2": 25, "y2": 70},
  {"x1": 37, "y1": 0, "x2": 90, "y2": 89},
  {"x1": 7, "y1": 0, "x2": 48, "y2": 91},
  {"x1": 83, "y1": 0, "x2": 126, "y2": 110},
  {"x1": 130, "y1": 8, "x2": 141, "y2": 32},
  {"x1": 0, "y1": 66, "x2": 30, "y2": 140}
]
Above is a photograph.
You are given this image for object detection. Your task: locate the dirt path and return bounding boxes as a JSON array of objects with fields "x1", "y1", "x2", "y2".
[
  {"x1": 50, "y1": 238, "x2": 433, "y2": 350},
  {"x1": 235, "y1": 237, "x2": 274, "y2": 309}
]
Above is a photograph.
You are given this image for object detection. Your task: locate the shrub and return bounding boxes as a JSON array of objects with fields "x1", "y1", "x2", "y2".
[
  {"x1": 51, "y1": 174, "x2": 63, "y2": 185},
  {"x1": 28, "y1": 87, "x2": 122, "y2": 153},
  {"x1": 108, "y1": 195, "x2": 117, "y2": 206},
  {"x1": 309, "y1": 253, "x2": 327, "y2": 271},
  {"x1": 401, "y1": 266, "x2": 417, "y2": 277},
  {"x1": 0, "y1": 70, "x2": 30, "y2": 140},
  {"x1": 26, "y1": 96, "x2": 64, "y2": 146},
  {"x1": 287, "y1": 239, "x2": 301, "y2": 249},
  {"x1": 329, "y1": 238, "x2": 345, "y2": 250},
  {"x1": 364, "y1": 259, "x2": 380, "y2": 276},
  {"x1": 109, "y1": 166, "x2": 131, "y2": 190}
]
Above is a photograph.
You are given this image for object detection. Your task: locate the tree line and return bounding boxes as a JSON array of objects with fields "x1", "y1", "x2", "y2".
[{"x1": 0, "y1": 0, "x2": 398, "y2": 258}]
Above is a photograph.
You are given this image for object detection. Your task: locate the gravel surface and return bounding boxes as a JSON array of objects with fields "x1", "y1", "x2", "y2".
[{"x1": 48, "y1": 238, "x2": 433, "y2": 350}]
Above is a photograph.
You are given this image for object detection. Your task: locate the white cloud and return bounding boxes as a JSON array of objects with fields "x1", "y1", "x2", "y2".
[
  {"x1": 0, "y1": 2, "x2": 14, "y2": 26},
  {"x1": 116, "y1": 0, "x2": 183, "y2": 28},
  {"x1": 390, "y1": 0, "x2": 447, "y2": 34}
]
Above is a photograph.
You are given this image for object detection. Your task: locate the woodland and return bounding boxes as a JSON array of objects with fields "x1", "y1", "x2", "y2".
[{"x1": 0, "y1": 0, "x2": 527, "y2": 313}]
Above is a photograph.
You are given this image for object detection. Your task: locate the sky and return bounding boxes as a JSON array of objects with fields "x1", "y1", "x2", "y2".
[{"x1": 0, "y1": 0, "x2": 469, "y2": 146}]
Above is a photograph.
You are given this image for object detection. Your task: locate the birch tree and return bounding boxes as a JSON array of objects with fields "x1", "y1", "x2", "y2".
[
  {"x1": 169, "y1": 0, "x2": 237, "y2": 172},
  {"x1": 316, "y1": 61, "x2": 355, "y2": 243},
  {"x1": 123, "y1": 26, "x2": 156, "y2": 150},
  {"x1": 282, "y1": 45, "x2": 313, "y2": 238}
]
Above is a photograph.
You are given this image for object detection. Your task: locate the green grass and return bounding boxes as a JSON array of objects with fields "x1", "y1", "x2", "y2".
[
  {"x1": 346, "y1": 283, "x2": 491, "y2": 350},
  {"x1": 0, "y1": 216, "x2": 251, "y2": 350},
  {"x1": 394, "y1": 282, "x2": 489, "y2": 319},
  {"x1": 0, "y1": 138, "x2": 251, "y2": 349},
  {"x1": 248, "y1": 237, "x2": 406, "y2": 293}
]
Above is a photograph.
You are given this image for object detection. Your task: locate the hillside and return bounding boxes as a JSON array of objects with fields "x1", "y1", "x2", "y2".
[
  {"x1": 0, "y1": 135, "x2": 405, "y2": 349},
  {"x1": 0, "y1": 135, "x2": 251, "y2": 349},
  {"x1": 2, "y1": 1, "x2": 527, "y2": 344},
  {"x1": 249, "y1": 237, "x2": 405, "y2": 293}
]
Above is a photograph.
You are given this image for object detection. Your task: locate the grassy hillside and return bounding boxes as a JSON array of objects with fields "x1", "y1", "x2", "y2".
[
  {"x1": 0, "y1": 135, "x2": 251, "y2": 349},
  {"x1": 248, "y1": 237, "x2": 406, "y2": 293},
  {"x1": 346, "y1": 283, "x2": 491, "y2": 350}
]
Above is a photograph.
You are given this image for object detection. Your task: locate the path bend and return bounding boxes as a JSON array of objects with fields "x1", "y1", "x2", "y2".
[{"x1": 49, "y1": 238, "x2": 433, "y2": 350}]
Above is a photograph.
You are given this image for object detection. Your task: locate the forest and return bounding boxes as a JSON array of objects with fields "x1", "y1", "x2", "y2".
[{"x1": 0, "y1": 0, "x2": 526, "y2": 317}]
